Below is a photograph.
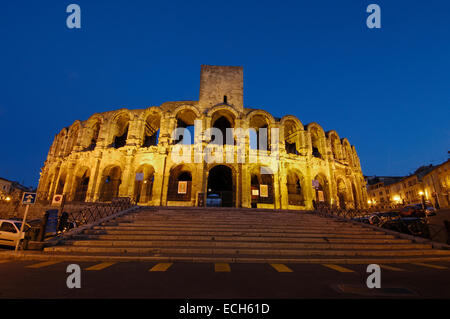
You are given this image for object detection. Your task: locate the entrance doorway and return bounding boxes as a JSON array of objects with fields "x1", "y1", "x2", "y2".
[{"x1": 207, "y1": 165, "x2": 234, "y2": 207}]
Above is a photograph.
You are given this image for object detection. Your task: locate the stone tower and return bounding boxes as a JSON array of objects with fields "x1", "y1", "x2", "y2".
[{"x1": 198, "y1": 65, "x2": 243, "y2": 113}]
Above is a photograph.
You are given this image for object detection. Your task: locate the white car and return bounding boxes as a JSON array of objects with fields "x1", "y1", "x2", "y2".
[{"x1": 0, "y1": 219, "x2": 30, "y2": 247}]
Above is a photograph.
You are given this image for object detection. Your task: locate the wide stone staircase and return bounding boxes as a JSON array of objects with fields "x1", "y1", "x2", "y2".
[{"x1": 43, "y1": 207, "x2": 450, "y2": 263}]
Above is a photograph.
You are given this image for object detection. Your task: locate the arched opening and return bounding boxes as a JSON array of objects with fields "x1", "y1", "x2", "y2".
[
  {"x1": 142, "y1": 112, "x2": 161, "y2": 147},
  {"x1": 134, "y1": 165, "x2": 155, "y2": 204},
  {"x1": 99, "y1": 166, "x2": 122, "y2": 202},
  {"x1": 53, "y1": 131, "x2": 66, "y2": 157},
  {"x1": 336, "y1": 179, "x2": 348, "y2": 209},
  {"x1": 55, "y1": 171, "x2": 67, "y2": 195},
  {"x1": 167, "y1": 165, "x2": 192, "y2": 201},
  {"x1": 310, "y1": 127, "x2": 323, "y2": 159},
  {"x1": 174, "y1": 109, "x2": 197, "y2": 145},
  {"x1": 313, "y1": 174, "x2": 329, "y2": 205},
  {"x1": 211, "y1": 116, "x2": 234, "y2": 146},
  {"x1": 85, "y1": 121, "x2": 101, "y2": 151},
  {"x1": 250, "y1": 166, "x2": 274, "y2": 207},
  {"x1": 207, "y1": 165, "x2": 234, "y2": 207},
  {"x1": 112, "y1": 113, "x2": 130, "y2": 149},
  {"x1": 284, "y1": 120, "x2": 301, "y2": 155},
  {"x1": 65, "y1": 125, "x2": 79, "y2": 155},
  {"x1": 329, "y1": 134, "x2": 341, "y2": 160},
  {"x1": 73, "y1": 168, "x2": 90, "y2": 202},
  {"x1": 287, "y1": 170, "x2": 304, "y2": 205},
  {"x1": 249, "y1": 115, "x2": 270, "y2": 151}
]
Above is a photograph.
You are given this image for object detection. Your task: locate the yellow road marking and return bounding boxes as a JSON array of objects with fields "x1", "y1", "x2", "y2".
[
  {"x1": 26, "y1": 261, "x2": 62, "y2": 268},
  {"x1": 322, "y1": 264, "x2": 354, "y2": 273},
  {"x1": 380, "y1": 264, "x2": 405, "y2": 272},
  {"x1": 215, "y1": 263, "x2": 231, "y2": 272},
  {"x1": 85, "y1": 262, "x2": 116, "y2": 271},
  {"x1": 270, "y1": 263, "x2": 293, "y2": 273},
  {"x1": 149, "y1": 263, "x2": 173, "y2": 272},
  {"x1": 413, "y1": 262, "x2": 447, "y2": 270}
]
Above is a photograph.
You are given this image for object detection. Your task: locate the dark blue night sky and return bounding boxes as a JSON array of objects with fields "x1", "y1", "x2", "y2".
[{"x1": 1, "y1": 0, "x2": 449, "y2": 188}]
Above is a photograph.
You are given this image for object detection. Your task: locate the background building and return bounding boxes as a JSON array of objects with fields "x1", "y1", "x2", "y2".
[
  {"x1": 366, "y1": 160, "x2": 450, "y2": 210},
  {"x1": 36, "y1": 65, "x2": 367, "y2": 210}
]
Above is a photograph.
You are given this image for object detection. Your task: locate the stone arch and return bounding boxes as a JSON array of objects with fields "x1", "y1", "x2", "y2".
[
  {"x1": 206, "y1": 164, "x2": 235, "y2": 207},
  {"x1": 208, "y1": 108, "x2": 238, "y2": 146},
  {"x1": 73, "y1": 166, "x2": 90, "y2": 202},
  {"x1": 250, "y1": 165, "x2": 274, "y2": 206},
  {"x1": 167, "y1": 164, "x2": 193, "y2": 201},
  {"x1": 98, "y1": 165, "x2": 123, "y2": 202},
  {"x1": 173, "y1": 107, "x2": 200, "y2": 145},
  {"x1": 351, "y1": 181, "x2": 360, "y2": 209},
  {"x1": 83, "y1": 114, "x2": 104, "y2": 150},
  {"x1": 313, "y1": 172, "x2": 330, "y2": 205},
  {"x1": 110, "y1": 110, "x2": 132, "y2": 148},
  {"x1": 141, "y1": 108, "x2": 162, "y2": 147},
  {"x1": 207, "y1": 105, "x2": 240, "y2": 124},
  {"x1": 55, "y1": 169, "x2": 68, "y2": 195},
  {"x1": 64, "y1": 121, "x2": 81, "y2": 155},
  {"x1": 327, "y1": 130, "x2": 342, "y2": 160},
  {"x1": 247, "y1": 110, "x2": 275, "y2": 151},
  {"x1": 134, "y1": 164, "x2": 155, "y2": 203},
  {"x1": 307, "y1": 123, "x2": 326, "y2": 159},
  {"x1": 53, "y1": 128, "x2": 68, "y2": 157},
  {"x1": 336, "y1": 177, "x2": 350, "y2": 209},
  {"x1": 286, "y1": 169, "x2": 306, "y2": 205},
  {"x1": 341, "y1": 138, "x2": 354, "y2": 166},
  {"x1": 281, "y1": 116, "x2": 304, "y2": 155}
]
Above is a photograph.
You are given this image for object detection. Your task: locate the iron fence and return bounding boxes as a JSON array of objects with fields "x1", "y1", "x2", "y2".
[{"x1": 65, "y1": 197, "x2": 135, "y2": 229}]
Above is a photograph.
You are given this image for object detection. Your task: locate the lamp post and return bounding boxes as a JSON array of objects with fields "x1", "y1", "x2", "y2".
[{"x1": 419, "y1": 191, "x2": 425, "y2": 209}]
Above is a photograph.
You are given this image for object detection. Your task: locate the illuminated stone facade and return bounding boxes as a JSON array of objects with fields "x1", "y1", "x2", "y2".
[{"x1": 37, "y1": 65, "x2": 367, "y2": 210}]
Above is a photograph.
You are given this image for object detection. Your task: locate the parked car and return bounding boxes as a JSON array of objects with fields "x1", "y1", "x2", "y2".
[
  {"x1": 0, "y1": 219, "x2": 30, "y2": 247},
  {"x1": 206, "y1": 194, "x2": 221, "y2": 207},
  {"x1": 400, "y1": 205, "x2": 426, "y2": 218}
]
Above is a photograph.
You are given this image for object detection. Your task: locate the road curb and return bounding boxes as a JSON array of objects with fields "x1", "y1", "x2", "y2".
[{"x1": 4, "y1": 252, "x2": 450, "y2": 264}]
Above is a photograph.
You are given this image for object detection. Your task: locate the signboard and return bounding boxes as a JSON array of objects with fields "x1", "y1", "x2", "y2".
[
  {"x1": 178, "y1": 181, "x2": 187, "y2": 194},
  {"x1": 52, "y1": 194, "x2": 64, "y2": 206},
  {"x1": 260, "y1": 184, "x2": 268, "y2": 198},
  {"x1": 251, "y1": 189, "x2": 259, "y2": 196},
  {"x1": 22, "y1": 192, "x2": 36, "y2": 205},
  {"x1": 135, "y1": 173, "x2": 144, "y2": 181},
  {"x1": 45, "y1": 209, "x2": 59, "y2": 235},
  {"x1": 318, "y1": 190, "x2": 325, "y2": 202}
]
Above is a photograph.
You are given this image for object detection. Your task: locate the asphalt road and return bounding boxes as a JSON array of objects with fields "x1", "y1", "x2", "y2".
[{"x1": 1, "y1": 257, "x2": 450, "y2": 299}]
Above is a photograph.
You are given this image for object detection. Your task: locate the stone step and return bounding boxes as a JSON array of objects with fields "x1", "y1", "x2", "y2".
[
  {"x1": 105, "y1": 223, "x2": 361, "y2": 231},
  {"x1": 73, "y1": 234, "x2": 410, "y2": 244},
  {"x1": 66, "y1": 239, "x2": 430, "y2": 250},
  {"x1": 112, "y1": 221, "x2": 352, "y2": 228},
  {"x1": 44, "y1": 246, "x2": 450, "y2": 257},
  {"x1": 83, "y1": 229, "x2": 395, "y2": 238},
  {"x1": 89, "y1": 226, "x2": 384, "y2": 235}
]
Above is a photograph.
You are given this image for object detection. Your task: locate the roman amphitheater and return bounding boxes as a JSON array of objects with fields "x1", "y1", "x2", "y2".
[{"x1": 36, "y1": 65, "x2": 368, "y2": 210}]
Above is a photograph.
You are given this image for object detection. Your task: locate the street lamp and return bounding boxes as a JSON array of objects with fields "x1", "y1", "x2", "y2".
[{"x1": 419, "y1": 191, "x2": 425, "y2": 209}]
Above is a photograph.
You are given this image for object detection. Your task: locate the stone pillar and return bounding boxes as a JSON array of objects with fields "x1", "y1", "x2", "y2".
[{"x1": 119, "y1": 151, "x2": 135, "y2": 197}]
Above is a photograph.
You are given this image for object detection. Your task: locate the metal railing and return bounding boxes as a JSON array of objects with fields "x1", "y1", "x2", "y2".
[
  {"x1": 313, "y1": 203, "x2": 449, "y2": 243},
  {"x1": 64, "y1": 197, "x2": 135, "y2": 229}
]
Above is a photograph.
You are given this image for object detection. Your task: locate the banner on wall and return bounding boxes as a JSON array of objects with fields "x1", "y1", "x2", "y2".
[{"x1": 178, "y1": 181, "x2": 187, "y2": 194}]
